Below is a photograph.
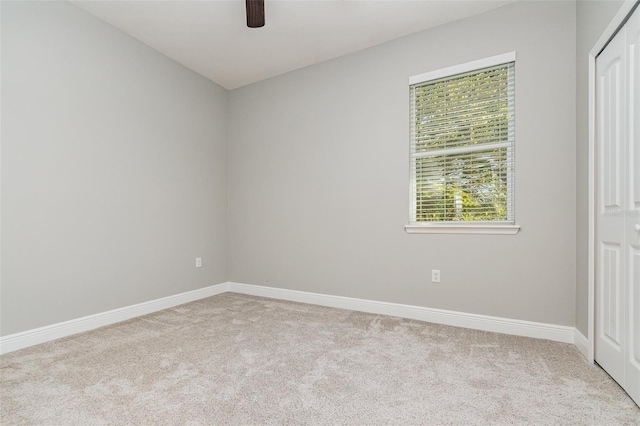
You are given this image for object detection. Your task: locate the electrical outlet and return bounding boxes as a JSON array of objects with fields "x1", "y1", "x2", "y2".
[
  {"x1": 196, "y1": 257, "x2": 202, "y2": 268},
  {"x1": 431, "y1": 269, "x2": 441, "y2": 283}
]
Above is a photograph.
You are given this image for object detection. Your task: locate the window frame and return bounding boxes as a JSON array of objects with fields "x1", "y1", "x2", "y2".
[{"x1": 405, "y1": 52, "x2": 520, "y2": 235}]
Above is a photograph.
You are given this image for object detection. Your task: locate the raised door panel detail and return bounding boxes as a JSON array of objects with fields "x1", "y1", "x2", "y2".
[
  {"x1": 632, "y1": 246, "x2": 640, "y2": 368},
  {"x1": 629, "y1": 11, "x2": 640, "y2": 209},
  {"x1": 601, "y1": 243, "x2": 622, "y2": 347},
  {"x1": 598, "y1": 59, "x2": 624, "y2": 211}
]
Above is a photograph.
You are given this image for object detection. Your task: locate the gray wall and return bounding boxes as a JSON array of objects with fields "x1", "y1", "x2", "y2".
[
  {"x1": 1, "y1": 0, "x2": 590, "y2": 337},
  {"x1": 1, "y1": 1, "x2": 228, "y2": 335},
  {"x1": 575, "y1": 0, "x2": 626, "y2": 336},
  {"x1": 228, "y1": 1, "x2": 577, "y2": 326}
]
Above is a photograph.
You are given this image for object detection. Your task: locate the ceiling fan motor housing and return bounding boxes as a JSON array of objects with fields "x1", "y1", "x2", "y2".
[{"x1": 246, "y1": 0, "x2": 265, "y2": 28}]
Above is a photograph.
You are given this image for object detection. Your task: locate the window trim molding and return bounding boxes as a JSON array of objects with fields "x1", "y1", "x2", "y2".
[
  {"x1": 409, "y1": 51, "x2": 517, "y2": 86},
  {"x1": 407, "y1": 51, "x2": 518, "y2": 232},
  {"x1": 405, "y1": 224, "x2": 521, "y2": 235}
]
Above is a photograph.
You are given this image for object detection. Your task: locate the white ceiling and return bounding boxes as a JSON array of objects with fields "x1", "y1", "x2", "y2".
[{"x1": 72, "y1": 0, "x2": 516, "y2": 90}]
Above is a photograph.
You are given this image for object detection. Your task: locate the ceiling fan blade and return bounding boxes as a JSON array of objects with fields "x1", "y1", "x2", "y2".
[{"x1": 246, "y1": 0, "x2": 265, "y2": 28}]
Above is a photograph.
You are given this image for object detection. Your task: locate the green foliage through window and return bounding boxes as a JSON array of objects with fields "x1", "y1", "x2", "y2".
[{"x1": 410, "y1": 62, "x2": 515, "y2": 223}]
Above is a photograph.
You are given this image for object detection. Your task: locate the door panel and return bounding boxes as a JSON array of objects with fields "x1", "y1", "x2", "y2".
[
  {"x1": 624, "y1": 5, "x2": 640, "y2": 404},
  {"x1": 600, "y1": 59, "x2": 623, "y2": 211},
  {"x1": 597, "y1": 5, "x2": 640, "y2": 407},
  {"x1": 630, "y1": 5, "x2": 640, "y2": 211},
  {"x1": 631, "y1": 246, "x2": 640, "y2": 367},
  {"x1": 596, "y1": 24, "x2": 627, "y2": 385},
  {"x1": 602, "y1": 243, "x2": 622, "y2": 347}
]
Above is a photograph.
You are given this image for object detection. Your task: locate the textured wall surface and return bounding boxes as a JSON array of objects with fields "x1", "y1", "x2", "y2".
[
  {"x1": 1, "y1": 1, "x2": 228, "y2": 335},
  {"x1": 228, "y1": 1, "x2": 577, "y2": 326},
  {"x1": 2, "y1": 0, "x2": 592, "y2": 336}
]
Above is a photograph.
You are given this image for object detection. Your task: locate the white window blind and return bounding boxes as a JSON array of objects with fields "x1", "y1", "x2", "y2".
[{"x1": 409, "y1": 57, "x2": 515, "y2": 224}]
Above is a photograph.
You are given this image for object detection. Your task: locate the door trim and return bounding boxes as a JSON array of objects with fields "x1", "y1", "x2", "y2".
[{"x1": 588, "y1": 0, "x2": 639, "y2": 363}]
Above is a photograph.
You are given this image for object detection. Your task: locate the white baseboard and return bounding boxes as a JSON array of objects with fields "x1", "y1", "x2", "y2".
[
  {"x1": 1, "y1": 281, "x2": 582, "y2": 355},
  {"x1": 227, "y1": 282, "x2": 576, "y2": 344},
  {"x1": 0, "y1": 283, "x2": 229, "y2": 355},
  {"x1": 573, "y1": 329, "x2": 591, "y2": 361}
]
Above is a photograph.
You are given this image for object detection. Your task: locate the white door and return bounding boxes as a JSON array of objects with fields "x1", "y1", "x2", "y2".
[{"x1": 596, "y1": 5, "x2": 640, "y2": 406}]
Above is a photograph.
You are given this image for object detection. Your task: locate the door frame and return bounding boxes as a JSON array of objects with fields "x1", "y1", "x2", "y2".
[{"x1": 588, "y1": 0, "x2": 639, "y2": 363}]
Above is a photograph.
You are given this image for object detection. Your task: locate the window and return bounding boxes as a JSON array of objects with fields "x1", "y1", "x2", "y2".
[{"x1": 406, "y1": 52, "x2": 519, "y2": 235}]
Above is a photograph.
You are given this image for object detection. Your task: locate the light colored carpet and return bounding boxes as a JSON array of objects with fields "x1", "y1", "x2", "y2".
[{"x1": 1, "y1": 293, "x2": 639, "y2": 425}]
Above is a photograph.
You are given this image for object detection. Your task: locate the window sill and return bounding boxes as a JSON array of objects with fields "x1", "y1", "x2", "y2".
[{"x1": 405, "y1": 224, "x2": 520, "y2": 235}]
